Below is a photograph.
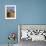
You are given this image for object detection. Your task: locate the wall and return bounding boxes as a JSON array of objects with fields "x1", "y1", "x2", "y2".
[
  {"x1": 0, "y1": 0, "x2": 17, "y2": 44},
  {"x1": 0, "y1": 0, "x2": 46, "y2": 44},
  {"x1": 17, "y1": 0, "x2": 46, "y2": 24}
]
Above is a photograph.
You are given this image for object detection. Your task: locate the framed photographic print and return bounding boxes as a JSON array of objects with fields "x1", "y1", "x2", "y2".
[{"x1": 5, "y1": 5, "x2": 16, "y2": 19}]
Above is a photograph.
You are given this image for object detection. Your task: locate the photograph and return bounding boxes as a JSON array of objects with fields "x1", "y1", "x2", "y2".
[{"x1": 5, "y1": 5, "x2": 16, "y2": 19}]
